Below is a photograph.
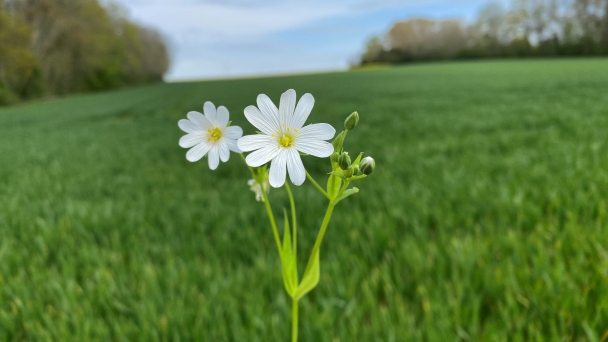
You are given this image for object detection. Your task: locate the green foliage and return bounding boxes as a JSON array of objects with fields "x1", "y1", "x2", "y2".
[
  {"x1": 282, "y1": 210, "x2": 297, "y2": 297},
  {"x1": 0, "y1": 0, "x2": 169, "y2": 105},
  {"x1": 0, "y1": 59, "x2": 607, "y2": 340}
]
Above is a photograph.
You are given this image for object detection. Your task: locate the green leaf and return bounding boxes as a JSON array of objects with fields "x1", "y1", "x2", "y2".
[
  {"x1": 352, "y1": 152, "x2": 364, "y2": 165},
  {"x1": 348, "y1": 175, "x2": 367, "y2": 181},
  {"x1": 295, "y1": 249, "x2": 320, "y2": 300},
  {"x1": 281, "y1": 210, "x2": 298, "y2": 297},
  {"x1": 332, "y1": 187, "x2": 359, "y2": 204},
  {"x1": 329, "y1": 171, "x2": 346, "y2": 180},
  {"x1": 326, "y1": 173, "x2": 342, "y2": 199}
]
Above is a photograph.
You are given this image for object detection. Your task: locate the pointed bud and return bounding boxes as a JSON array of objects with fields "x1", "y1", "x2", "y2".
[
  {"x1": 330, "y1": 152, "x2": 339, "y2": 164},
  {"x1": 344, "y1": 112, "x2": 359, "y2": 131},
  {"x1": 338, "y1": 152, "x2": 351, "y2": 170},
  {"x1": 343, "y1": 166, "x2": 355, "y2": 178},
  {"x1": 332, "y1": 131, "x2": 345, "y2": 152},
  {"x1": 359, "y1": 156, "x2": 375, "y2": 175},
  {"x1": 352, "y1": 164, "x2": 359, "y2": 175}
]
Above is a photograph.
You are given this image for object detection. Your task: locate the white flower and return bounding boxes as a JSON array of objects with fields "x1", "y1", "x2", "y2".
[
  {"x1": 178, "y1": 101, "x2": 243, "y2": 170},
  {"x1": 237, "y1": 89, "x2": 335, "y2": 188},
  {"x1": 248, "y1": 178, "x2": 269, "y2": 202}
]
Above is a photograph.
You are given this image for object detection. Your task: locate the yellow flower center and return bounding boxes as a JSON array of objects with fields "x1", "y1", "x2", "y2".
[
  {"x1": 207, "y1": 127, "x2": 222, "y2": 142},
  {"x1": 278, "y1": 133, "x2": 295, "y2": 148}
]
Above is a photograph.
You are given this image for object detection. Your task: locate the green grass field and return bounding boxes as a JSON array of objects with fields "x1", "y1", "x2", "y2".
[{"x1": 1, "y1": 59, "x2": 607, "y2": 341}]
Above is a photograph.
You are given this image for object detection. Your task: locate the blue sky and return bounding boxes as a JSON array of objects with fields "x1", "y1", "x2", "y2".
[{"x1": 115, "y1": 0, "x2": 498, "y2": 81}]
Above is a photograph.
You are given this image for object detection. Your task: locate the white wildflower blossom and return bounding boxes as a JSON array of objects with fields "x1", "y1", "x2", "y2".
[
  {"x1": 178, "y1": 101, "x2": 243, "y2": 170},
  {"x1": 237, "y1": 89, "x2": 335, "y2": 187}
]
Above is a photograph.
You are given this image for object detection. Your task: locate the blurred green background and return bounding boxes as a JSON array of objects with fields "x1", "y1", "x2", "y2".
[{"x1": 1, "y1": 59, "x2": 607, "y2": 341}]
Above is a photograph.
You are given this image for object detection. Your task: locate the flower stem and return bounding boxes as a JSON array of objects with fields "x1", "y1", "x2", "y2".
[
  {"x1": 285, "y1": 182, "x2": 297, "y2": 273},
  {"x1": 291, "y1": 297, "x2": 299, "y2": 342},
  {"x1": 305, "y1": 171, "x2": 329, "y2": 199},
  {"x1": 260, "y1": 188, "x2": 283, "y2": 259},
  {"x1": 303, "y1": 202, "x2": 336, "y2": 277}
]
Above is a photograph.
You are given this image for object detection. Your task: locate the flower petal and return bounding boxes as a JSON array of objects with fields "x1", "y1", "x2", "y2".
[
  {"x1": 286, "y1": 148, "x2": 305, "y2": 186},
  {"x1": 187, "y1": 111, "x2": 212, "y2": 129},
  {"x1": 238, "y1": 134, "x2": 275, "y2": 152},
  {"x1": 208, "y1": 144, "x2": 220, "y2": 170},
  {"x1": 245, "y1": 144, "x2": 280, "y2": 167},
  {"x1": 216, "y1": 106, "x2": 230, "y2": 125},
  {"x1": 295, "y1": 140, "x2": 334, "y2": 158},
  {"x1": 186, "y1": 141, "x2": 212, "y2": 162},
  {"x1": 226, "y1": 138, "x2": 241, "y2": 153},
  {"x1": 290, "y1": 93, "x2": 314, "y2": 129},
  {"x1": 204, "y1": 101, "x2": 217, "y2": 122},
  {"x1": 279, "y1": 89, "x2": 296, "y2": 128},
  {"x1": 257, "y1": 94, "x2": 280, "y2": 128},
  {"x1": 218, "y1": 138, "x2": 230, "y2": 162},
  {"x1": 244, "y1": 105, "x2": 278, "y2": 135},
  {"x1": 224, "y1": 126, "x2": 243, "y2": 139},
  {"x1": 269, "y1": 150, "x2": 288, "y2": 188},
  {"x1": 297, "y1": 123, "x2": 336, "y2": 141},
  {"x1": 179, "y1": 133, "x2": 205, "y2": 148},
  {"x1": 178, "y1": 119, "x2": 200, "y2": 134}
]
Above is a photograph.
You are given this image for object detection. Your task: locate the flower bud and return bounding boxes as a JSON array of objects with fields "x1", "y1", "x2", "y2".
[
  {"x1": 352, "y1": 164, "x2": 359, "y2": 175},
  {"x1": 330, "y1": 152, "x2": 339, "y2": 164},
  {"x1": 344, "y1": 112, "x2": 359, "y2": 131},
  {"x1": 359, "y1": 156, "x2": 375, "y2": 175},
  {"x1": 332, "y1": 131, "x2": 345, "y2": 152},
  {"x1": 338, "y1": 152, "x2": 351, "y2": 170},
  {"x1": 343, "y1": 166, "x2": 355, "y2": 178}
]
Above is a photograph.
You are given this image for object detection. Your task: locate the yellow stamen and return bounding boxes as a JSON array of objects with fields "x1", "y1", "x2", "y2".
[
  {"x1": 207, "y1": 127, "x2": 222, "y2": 142},
  {"x1": 278, "y1": 133, "x2": 295, "y2": 148}
]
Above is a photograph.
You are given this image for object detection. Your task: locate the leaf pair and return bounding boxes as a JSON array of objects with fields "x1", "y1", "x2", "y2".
[{"x1": 281, "y1": 210, "x2": 320, "y2": 300}]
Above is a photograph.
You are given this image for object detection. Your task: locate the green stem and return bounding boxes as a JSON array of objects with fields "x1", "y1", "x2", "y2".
[
  {"x1": 285, "y1": 182, "x2": 297, "y2": 274},
  {"x1": 291, "y1": 298, "x2": 299, "y2": 342},
  {"x1": 303, "y1": 202, "x2": 336, "y2": 275},
  {"x1": 306, "y1": 171, "x2": 329, "y2": 199},
  {"x1": 260, "y1": 188, "x2": 283, "y2": 259}
]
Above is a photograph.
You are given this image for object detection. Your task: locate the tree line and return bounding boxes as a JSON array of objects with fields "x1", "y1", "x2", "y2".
[
  {"x1": 360, "y1": 0, "x2": 608, "y2": 65},
  {"x1": 0, "y1": 0, "x2": 169, "y2": 105}
]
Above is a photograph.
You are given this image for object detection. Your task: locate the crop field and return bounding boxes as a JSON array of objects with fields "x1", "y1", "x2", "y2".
[{"x1": 0, "y1": 59, "x2": 607, "y2": 341}]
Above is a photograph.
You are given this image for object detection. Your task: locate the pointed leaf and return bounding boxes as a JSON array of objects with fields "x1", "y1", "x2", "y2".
[
  {"x1": 329, "y1": 171, "x2": 346, "y2": 180},
  {"x1": 352, "y1": 152, "x2": 364, "y2": 166},
  {"x1": 295, "y1": 249, "x2": 320, "y2": 300},
  {"x1": 281, "y1": 210, "x2": 298, "y2": 297},
  {"x1": 332, "y1": 187, "x2": 359, "y2": 204}
]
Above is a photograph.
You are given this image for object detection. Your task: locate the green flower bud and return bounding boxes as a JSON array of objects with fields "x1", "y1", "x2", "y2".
[
  {"x1": 330, "y1": 152, "x2": 339, "y2": 164},
  {"x1": 352, "y1": 164, "x2": 359, "y2": 175},
  {"x1": 332, "y1": 131, "x2": 345, "y2": 152},
  {"x1": 344, "y1": 111, "x2": 359, "y2": 130},
  {"x1": 359, "y1": 156, "x2": 375, "y2": 175},
  {"x1": 343, "y1": 166, "x2": 355, "y2": 178},
  {"x1": 338, "y1": 152, "x2": 351, "y2": 170}
]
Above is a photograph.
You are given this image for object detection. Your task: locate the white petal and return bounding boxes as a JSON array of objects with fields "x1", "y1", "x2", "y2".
[
  {"x1": 286, "y1": 148, "x2": 305, "y2": 186},
  {"x1": 224, "y1": 126, "x2": 243, "y2": 139},
  {"x1": 279, "y1": 89, "x2": 296, "y2": 127},
  {"x1": 295, "y1": 140, "x2": 334, "y2": 158},
  {"x1": 178, "y1": 119, "x2": 200, "y2": 134},
  {"x1": 290, "y1": 93, "x2": 314, "y2": 129},
  {"x1": 257, "y1": 94, "x2": 280, "y2": 127},
  {"x1": 218, "y1": 139, "x2": 230, "y2": 162},
  {"x1": 186, "y1": 141, "x2": 212, "y2": 162},
  {"x1": 245, "y1": 145, "x2": 280, "y2": 167},
  {"x1": 208, "y1": 144, "x2": 220, "y2": 170},
  {"x1": 187, "y1": 111, "x2": 212, "y2": 129},
  {"x1": 226, "y1": 138, "x2": 241, "y2": 153},
  {"x1": 269, "y1": 150, "x2": 288, "y2": 188},
  {"x1": 238, "y1": 134, "x2": 275, "y2": 152},
  {"x1": 244, "y1": 105, "x2": 278, "y2": 135},
  {"x1": 204, "y1": 101, "x2": 217, "y2": 122},
  {"x1": 179, "y1": 133, "x2": 205, "y2": 148},
  {"x1": 216, "y1": 106, "x2": 230, "y2": 125},
  {"x1": 297, "y1": 123, "x2": 336, "y2": 141}
]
